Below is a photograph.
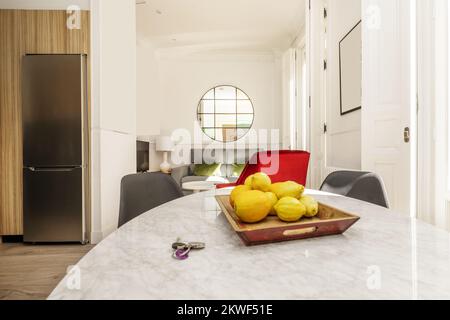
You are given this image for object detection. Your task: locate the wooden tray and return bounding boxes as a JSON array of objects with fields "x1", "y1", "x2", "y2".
[{"x1": 215, "y1": 195, "x2": 360, "y2": 246}]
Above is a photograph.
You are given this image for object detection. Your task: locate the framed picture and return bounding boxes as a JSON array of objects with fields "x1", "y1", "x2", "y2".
[{"x1": 339, "y1": 20, "x2": 362, "y2": 115}]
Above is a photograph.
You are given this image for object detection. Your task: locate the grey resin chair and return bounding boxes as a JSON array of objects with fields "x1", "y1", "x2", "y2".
[
  {"x1": 320, "y1": 171, "x2": 389, "y2": 208},
  {"x1": 118, "y1": 172, "x2": 184, "y2": 227}
]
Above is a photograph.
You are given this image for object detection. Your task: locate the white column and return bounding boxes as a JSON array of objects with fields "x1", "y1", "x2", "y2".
[{"x1": 90, "y1": 0, "x2": 137, "y2": 243}]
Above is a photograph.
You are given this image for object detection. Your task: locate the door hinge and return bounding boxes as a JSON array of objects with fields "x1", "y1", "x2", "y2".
[
  {"x1": 323, "y1": 123, "x2": 327, "y2": 134},
  {"x1": 324, "y1": 60, "x2": 327, "y2": 70},
  {"x1": 404, "y1": 127, "x2": 410, "y2": 143},
  {"x1": 324, "y1": 8, "x2": 328, "y2": 19},
  {"x1": 309, "y1": 96, "x2": 311, "y2": 109}
]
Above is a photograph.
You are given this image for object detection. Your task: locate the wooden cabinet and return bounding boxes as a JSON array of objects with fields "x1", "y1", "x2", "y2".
[{"x1": 0, "y1": 10, "x2": 90, "y2": 235}]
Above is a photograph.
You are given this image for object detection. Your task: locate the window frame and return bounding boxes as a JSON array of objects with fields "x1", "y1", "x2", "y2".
[{"x1": 196, "y1": 85, "x2": 255, "y2": 142}]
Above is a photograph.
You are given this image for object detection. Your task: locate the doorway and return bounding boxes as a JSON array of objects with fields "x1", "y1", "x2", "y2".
[{"x1": 306, "y1": 0, "x2": 419, "y2": 215}]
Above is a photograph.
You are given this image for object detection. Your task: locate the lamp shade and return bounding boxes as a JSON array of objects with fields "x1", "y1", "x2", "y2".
[{"x1": 156, "y1": 136, "x2": 174, "y2": 152}]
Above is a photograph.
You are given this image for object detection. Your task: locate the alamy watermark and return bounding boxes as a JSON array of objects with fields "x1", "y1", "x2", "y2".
[
  {"x1": 169, "y1": 125, "x2": 282, "y2": 175},
  {"x1": 366, "y1": 265, "x2": 382, "y2": 290},
  {"x1": 66, "y1": 265, "x2": 81, "y2": 290},
  {"x1": 66, "y1": 5, "x2": 81, "y2": 30}
]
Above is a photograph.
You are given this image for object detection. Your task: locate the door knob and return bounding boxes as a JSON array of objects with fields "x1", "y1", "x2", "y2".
[{"x1": 404, "y1": 127, "x2": 410, "y2": 143}]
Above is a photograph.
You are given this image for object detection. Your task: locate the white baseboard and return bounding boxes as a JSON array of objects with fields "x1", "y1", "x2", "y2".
[
  {"x1": 90, "y1": 231, "x2": 103, "y2": 244},
  {"x1": 102, "y1": 223, "x2": 117, "y2": 239},
  {"x1": 90, "y1": 222, "x2": 117, "y2": 244}
]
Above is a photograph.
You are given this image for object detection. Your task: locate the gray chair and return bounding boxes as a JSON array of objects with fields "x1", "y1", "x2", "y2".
[
  {"x1": 118, "y1": 172, "x2": 184, "y2": 227},
  {"x1": 320, "y1": 171, "x2": 389, "y2": 208}
]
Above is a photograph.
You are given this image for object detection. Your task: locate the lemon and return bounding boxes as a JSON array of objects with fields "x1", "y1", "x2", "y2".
[
  {"x1": 265, "y1": 192, "x2": 278, "y2": 216},
  {"x1": 229, "y1": 185, "x2": 252, "y2": 207},
  {"x1": 244, "y1": 175, "x2": 254, "y2": 188},
  {"x1": 300, "y1": 195, "x2": 319, "y2": 218},
  {"x1": 234, "y1": 190, "x2": 272, "y2": 223},
  {"x1": 270, "y1": 181, "x2": 305, "y2": 199},
  {"x1": 251, "y1": 172, "x2": 272, "y2": 192},
  {"x1": 274, "y1": 197, "x2": 306, "y2": 222}
]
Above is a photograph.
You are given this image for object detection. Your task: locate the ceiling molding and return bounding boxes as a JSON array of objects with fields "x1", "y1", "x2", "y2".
[
  {"x1": 136, "y1": 0, "x2": 306, "y2": 50},
  {"x1": 0, "y1": 0, "x2": 90, "y2": 10}
]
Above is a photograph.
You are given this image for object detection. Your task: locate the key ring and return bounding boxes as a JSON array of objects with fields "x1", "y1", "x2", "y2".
[
  {"x1": 172, "y1": 246, "x2": 191, "y2": 260},
  {"x1": 171, "y1": 238, "x2": 205, "y2": 260}
]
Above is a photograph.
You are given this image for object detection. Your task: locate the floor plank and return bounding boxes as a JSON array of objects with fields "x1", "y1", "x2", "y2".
[{"x1": 0, "y1": 243, "x2": 93, "y2": 300}]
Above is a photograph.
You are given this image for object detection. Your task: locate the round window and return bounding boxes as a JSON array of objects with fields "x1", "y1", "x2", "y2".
[{"x1": 197, "y1": 85, "x2": 254, "y2": 142}]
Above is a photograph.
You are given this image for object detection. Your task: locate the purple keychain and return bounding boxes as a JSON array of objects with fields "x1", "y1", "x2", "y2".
[
  {"x1": 174, "y1": 248, "x2": 190, "y2": 260},
  {"x1": 172, "y1": 240, "x2": 205, "y2": 260}
]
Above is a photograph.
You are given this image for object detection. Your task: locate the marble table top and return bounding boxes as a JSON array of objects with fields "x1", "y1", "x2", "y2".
[
  {"x1": 49, "y1": 189, "x2": 450, "y2": 300},
  {"x1": 182, "y1": 181, "x2": 217, "y2": 192}
]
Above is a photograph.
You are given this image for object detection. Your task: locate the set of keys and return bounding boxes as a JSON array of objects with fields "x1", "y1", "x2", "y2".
[{"x1": 172, "y1": 239, "x2": 206, "y2": 260}]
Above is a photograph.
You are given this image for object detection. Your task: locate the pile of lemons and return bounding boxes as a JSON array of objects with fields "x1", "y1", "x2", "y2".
[{"x1": 230, "y1": 172, "x2": 319, "y2": 223}]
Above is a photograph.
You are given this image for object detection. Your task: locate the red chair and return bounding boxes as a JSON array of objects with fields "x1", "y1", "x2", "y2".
[{"x1": 217, "y1": 150, "x2": 310, "y2": 188}]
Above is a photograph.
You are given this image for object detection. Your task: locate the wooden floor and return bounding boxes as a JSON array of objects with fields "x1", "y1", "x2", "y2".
[{"x1": 0, "y1": 242, "x2": 93, "y2": 300}]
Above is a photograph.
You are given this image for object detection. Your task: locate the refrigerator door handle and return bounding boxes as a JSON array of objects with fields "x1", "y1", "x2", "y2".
[{"x1": 26, "y1": 167, "x2": 81, "y2": 172}]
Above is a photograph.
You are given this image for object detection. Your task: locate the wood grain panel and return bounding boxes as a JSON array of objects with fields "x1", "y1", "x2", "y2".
[
  {"x1": 0, "y1": 10, "x2": 90, "y2": 236},
  {"x1": 0, "y1": 243, "x2": 94, "y2": 300}
]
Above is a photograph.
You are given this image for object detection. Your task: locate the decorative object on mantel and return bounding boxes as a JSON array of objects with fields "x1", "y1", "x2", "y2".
[
  {"x1": 156, "y1": 136, "x2": 174, "y2": 174},
  {"x1": 339, "y1": 20, "x2": 362, "y2": 115}
]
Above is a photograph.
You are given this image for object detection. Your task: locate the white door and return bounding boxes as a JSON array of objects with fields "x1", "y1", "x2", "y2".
[
  {"x1": 307, "y1": 0, "x2": 328, "y2": 189},
  {"x1": 295, "y1": 41, "x2": 308, "y2": 151},
  {"x1": 361, "y1": 0, "x2": 416, "y2": 215}
]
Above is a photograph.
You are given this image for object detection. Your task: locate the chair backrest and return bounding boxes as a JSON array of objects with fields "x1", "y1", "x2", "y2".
[
  {"x1": 320, "y1": 171, "x2": 389, "y2": 208},
  {"x1": 236, "y1": 150, "x2": 311, "y2": 186},
  {"x1": 118, "y1": 172, "x2": 184, "y2": 227}
]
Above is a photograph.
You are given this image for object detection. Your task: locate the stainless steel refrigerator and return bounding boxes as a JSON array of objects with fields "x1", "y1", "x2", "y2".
[{"x1": 22, "y1": 54, "x2": 88, "y2": 243}]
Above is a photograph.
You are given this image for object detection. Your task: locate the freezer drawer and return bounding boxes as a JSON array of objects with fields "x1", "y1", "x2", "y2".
[{"x1": 23, "y1": 167, "x2": 84, "y2": 242}]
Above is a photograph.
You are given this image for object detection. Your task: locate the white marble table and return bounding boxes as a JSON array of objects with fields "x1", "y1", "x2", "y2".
[
  {"x1": 49, "y1": 189, "x2": 450, "y2": 300},
  {"x1": 182, "y1": 181, "x2": 217, "y2": 194}
]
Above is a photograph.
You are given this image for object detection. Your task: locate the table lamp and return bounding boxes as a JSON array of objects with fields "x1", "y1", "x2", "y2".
[{"x1": 156, "y1": 136, "x2": 174, "y2": 173}]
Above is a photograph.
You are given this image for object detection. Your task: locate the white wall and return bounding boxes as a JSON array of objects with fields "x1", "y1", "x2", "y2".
[
  {"x1": 281, "y1": 49, "x2": 295, "y2": 149},
  {"x1": 417, "y1": 0, "x2": 450, "y2": 229},
  {"x1": 90, "y1": 0, "x2": 136, "y2": 243},
  {"x1": 136, "y1": 45, "x2": 283, "y2": 170},
  {"x1": 325, "y1": 0, "x2": 361, "y2": 170},
  {"x1": 140, "y1": 50, "x2": 282, "y2": 136},
  {"x1": 308, "y1": 0, "x2": 328, "y2": 189}
]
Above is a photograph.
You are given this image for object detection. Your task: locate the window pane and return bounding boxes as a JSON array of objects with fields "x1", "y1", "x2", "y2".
[
  {"x1": 202, "y1": 128, "x2": 215, "y2": 140},
  {"x1": 237, "y1": 100, "x2": 253, "y2": 113},
  {"x1": 203, "y1": 89, "x2": 215, "y2": 100},
  {"x1": 199, "y1": 114, "x2": 215, "y2": 127},
  {"x1": 216, "y1": 128, "x2": 237, "y2": 142},
  {"x1": 237, "y1": 114, "x2": 253, "y2": 128},
  {"x1": 197, "y1": 85, "x2": 254, "y2": 142},
  {"x1": 237, "y1": 89, "x2": 249, "y2": 100},
  {"x1": 216, "y1": 100, "x2": 236, "y2": 114},
  {"x1": 216, "y1": 114, "x2": 236, "y2": 128},
  {"x1": 198, "y1": 100, "x2": 214, "y2": 113},
  {"x1": 237, "y1": 128, "x2": 250, "y2": 139},
  {"x1": 215, "y1": 86, "x2": 236, "y2": 100}
]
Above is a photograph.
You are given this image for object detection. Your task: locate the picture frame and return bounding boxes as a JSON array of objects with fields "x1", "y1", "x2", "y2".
[{"x1": 339, "y1": 20, "x2": 362, "y2": 116}]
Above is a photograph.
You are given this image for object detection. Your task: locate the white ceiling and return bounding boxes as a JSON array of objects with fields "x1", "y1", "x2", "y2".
[
  {"x1": 136, "y1": 0, "x2": 306, "y2": 51},
  {"x1": 0, "y1": 0, "x2": 90, "y2": 10}
]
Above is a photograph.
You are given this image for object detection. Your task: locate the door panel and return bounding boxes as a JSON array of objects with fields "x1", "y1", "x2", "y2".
[
  {"x1": 23, "y1": 167, "x2": 83, "y2": 242},
  {"x1": 361, "y1": 0, "x2": 413, "y2": 214},
  {"x1": 22, "y1": 55, "x2": 83, "y2": 166}
]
